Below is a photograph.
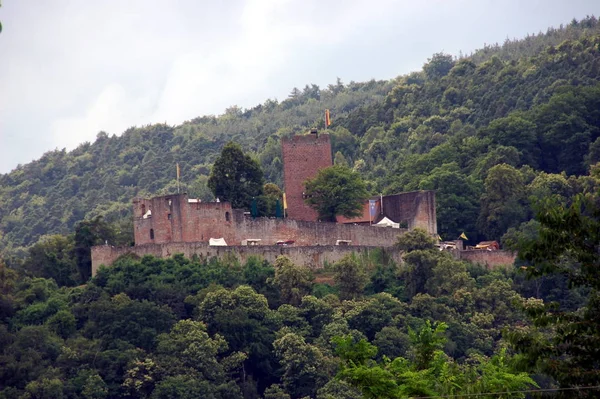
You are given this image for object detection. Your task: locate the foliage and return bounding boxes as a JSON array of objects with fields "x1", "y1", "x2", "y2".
[
  {"x1": 0, "y1": 16, "x2": 600, "y2": 398},
  {"x1": 208, "y1": 142, "x2": 265, "y2": 209},
  {"x1": 508, "y1": 193, "x2": 600, "y2": 390},
  {"x1": 332, "y1": 255, "x2": 368, "y2": 300},
  {"x1": 303, "y1": 165, "x2": 369, "y2": 222}
]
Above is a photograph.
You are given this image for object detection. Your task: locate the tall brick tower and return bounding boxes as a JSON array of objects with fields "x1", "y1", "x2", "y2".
[{"x1": 282, "y1": 130, "x2": 333, "y2": 221}]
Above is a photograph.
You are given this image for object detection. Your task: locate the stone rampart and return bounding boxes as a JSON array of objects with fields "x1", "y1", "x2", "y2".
[
  {"x1": 455, "y1": 250, "x2": 517, "y2": 269},
  {"x1": 91, "y1": 242, "x2": 403, "y2": 276}
]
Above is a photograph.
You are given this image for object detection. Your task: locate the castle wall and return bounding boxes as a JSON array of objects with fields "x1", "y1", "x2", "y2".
[
  {"x1": 235, "y1": 218, "x2": 405, "y2": 246},
  {"x1": 134, "y1": 195, "x2": 235, "y2": 246},
  {"x1": 455, "y1": 250, "x2": 516, "y2": 269},
  {"x1": 91, "y1": 242, "x2": 403, "y2": 275},
  {"x1": 382, "y1": 191, "x2": 437, "y2": 235},
  {"x1": 282, "y1": 133, "x2": 333, "y2": 221},
  {"x1": 132, "y1": 193, "x2": 404, "y2": 247}
]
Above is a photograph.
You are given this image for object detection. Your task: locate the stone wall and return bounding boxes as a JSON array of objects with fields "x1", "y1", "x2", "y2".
[
  {"x1": 91, "y1": 242, "x2": 403, "y2": 276},
  {"x1": 455, "y1": 250, "x2": 517, "y2": 269},
  {"x1": 282, "y1": 133, "x2": 333, "y2": 221},
  {"x1": 132, "y1": 193, "x2": 405, "y2": 247},
  {"x1": 235, "y1": 217, "x2": 405, "y2": 246},
  {"x1": 134, "y1": 195, "x2": 235, "y2": 245},
  {"x1": 381, "y1": 191, "x2": 437, "y2": 235}
]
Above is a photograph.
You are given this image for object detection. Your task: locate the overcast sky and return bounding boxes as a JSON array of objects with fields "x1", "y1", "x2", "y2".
[{"x1": 0, "y1": 0, "x2": 598, "y2": 173}]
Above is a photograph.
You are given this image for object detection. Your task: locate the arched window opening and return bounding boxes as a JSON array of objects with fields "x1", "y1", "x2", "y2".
[
  {"x1": 141, "y1": 204, "x2": 146, "y2": 217},
  {"x1": 150, "y1": 229, "x2": 155, "y2": 240},
  {"x1": 225, "y1": 211, "x2": 230, "y2": 222}
]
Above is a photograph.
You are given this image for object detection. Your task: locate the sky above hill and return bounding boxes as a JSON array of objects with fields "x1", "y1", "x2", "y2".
[{"x1": 0, "y1": 0, "x2": 598, "y2": 173}]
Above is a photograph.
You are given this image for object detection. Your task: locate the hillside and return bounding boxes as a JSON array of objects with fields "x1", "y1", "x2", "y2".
[
  {"x1": 2, "y1": 16, "x2": 600, "y2": 399},
  {"x1": 2, "y1": 16, "x2": 600, "y2": 255}
]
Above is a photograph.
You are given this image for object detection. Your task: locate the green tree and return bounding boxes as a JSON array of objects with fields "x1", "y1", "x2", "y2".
[
  {"x1": 508, "y1": 193, "x2": 600, "y2": 388},
  {"x1": 477, "y1": 164, "x2": 529, "y2": 240},
  {"x1": 395, "y1": 228, "x2": 436, "y2": 252},
  {"x1": 304, "y1": 165, "x2": 369, "y2": 222},
  {"x1": 333, "y1": 255, "x2": 368, "y2": 300},
  {"x1": 273, "y1": 332, "x2": 330, "y2": 398},
  {"x1": 269, "y1": 256, "x2": 313, "y2": 306},
  {"x1": 208, "y1": 142, "x2": 265, "y2": 209},
  {"x1": 74, "y1": 216, "x2": 115, "y2": 282},
  {"x1": 22, "y1": 235, "x2": 78, "y2": 287}
]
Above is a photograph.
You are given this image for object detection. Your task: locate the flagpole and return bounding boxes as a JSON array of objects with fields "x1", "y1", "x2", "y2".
[{"x1": 176, "y1": 163, "x2": 180, "y2": 193}]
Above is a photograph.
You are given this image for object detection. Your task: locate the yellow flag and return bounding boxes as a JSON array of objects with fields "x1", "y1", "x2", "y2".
[
  {"x1": 325, "y1": 109, "x2": 331, "y2": 127},
  {"x1": 282, "y1": 193, "x2": 288, "y2": 209},
  {"x1": 437, "y1": 235, "x2": 443, "y2": 241},
  {"x1": 176, "y1": 163, "x2": 180, "y2": 180},
  {"x1": 459, "y1": 232, "x2": 468, "y2": 240}
]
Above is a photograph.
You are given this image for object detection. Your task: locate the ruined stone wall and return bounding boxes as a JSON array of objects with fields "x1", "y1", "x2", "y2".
[
  {"x1": 455, "y1": 250, "x2": 517, "y2": 269},
  {"x1": 381, "y1": 191, "x2": 437, "y2": 235},
  {"x1": 133, "y1": 193, "x2": 405, "y2": 247},
  {"x1": 282, "y1": 133, "x2": 333, "y2": 221},
  {"x1": 91, "y1": 242, "x2": 403, "y2": 276},
  {"x1": 134, "y1": 194, "x2": 234, "y2": 246}
]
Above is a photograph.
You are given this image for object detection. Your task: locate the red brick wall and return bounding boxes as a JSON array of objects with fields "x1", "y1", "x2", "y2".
[{"x1": 282, "y1": 133, "x2": 333, "y2": 221}]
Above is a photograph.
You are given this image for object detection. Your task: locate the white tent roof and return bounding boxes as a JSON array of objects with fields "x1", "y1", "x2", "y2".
[
  {"x1": 374, "y1": 216, "x2": 400, "y2": 228},
  {"x1": 209, "y1": 237, "x2": 228, "y2": 246}
]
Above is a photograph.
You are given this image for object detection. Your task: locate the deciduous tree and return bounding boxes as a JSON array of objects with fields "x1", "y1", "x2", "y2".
[{"x1": 304, "y1": 165, "x2": 369, "y2": 222}]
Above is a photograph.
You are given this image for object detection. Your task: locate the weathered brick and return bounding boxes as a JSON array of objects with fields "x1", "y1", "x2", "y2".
[{"x1": 282, "y1": 133, "x2": 333, "y2": 221}]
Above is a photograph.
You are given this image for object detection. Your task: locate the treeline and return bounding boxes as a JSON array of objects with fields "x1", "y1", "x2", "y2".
[
  {"x1": 2, "y1": 16, "x2": 600, "y2": 257},
  {"x1": 1, "y1": 229, "x2": 564, "y2": 398}
]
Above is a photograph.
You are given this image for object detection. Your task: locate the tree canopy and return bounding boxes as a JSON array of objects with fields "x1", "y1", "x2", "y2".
[
  {"x1": 208, "y1": 142, "x2": 265, "y2": 209},
  {"x1": 303, "y1": 165, "x2": 369, "y2": 222}
]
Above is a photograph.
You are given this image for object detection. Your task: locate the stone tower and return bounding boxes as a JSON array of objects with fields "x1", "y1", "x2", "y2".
[{"x1": 282, "y1": 131, "x2": 333, "y2": 221}]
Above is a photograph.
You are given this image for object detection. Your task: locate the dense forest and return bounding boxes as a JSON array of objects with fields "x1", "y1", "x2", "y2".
[
  {"x1": 2, "y1": 17, "x2": 600, "y2": 257},
  {"x1": 1, "y1": 15, "x2": 600, "y2": 398},
  {"x1": 0, "y1": 229, "x2": 582, "y2": 398}
]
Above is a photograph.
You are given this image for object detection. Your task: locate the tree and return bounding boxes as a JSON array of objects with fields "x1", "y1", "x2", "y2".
[
  {"x1": 74, "y1": 216, "x2": 115, "y2": 283},
  {"x1": 273, "y1": 333, "x2": 330, "y2": 398},
  {"x1": 508, "y1": 193, "x2": 600, "y2": 389},
  {"x1": 477, "y1": 164, "x2": 529, "y2": 240},
  {"x1": 269, "y1": 256, "x2": 313, "y2": 306},
  {"x1": 333, "y1": 255, "x2": 368, "y2": 300},
  {"x1": 395, "y1": 228, "x2": 436, "y2": 252},
  {"x1": 22, "y1": 235, "x2": 78, "y2": 287},
  {"x1": 423, "y1": 52, "x2": 455, "y2": 80},
  {"x1": 304, "y1": 165, "x2": 369, "y2": 222},
  {"x1": 208, "y1": 142, "x2": 265, "y2": 209}
]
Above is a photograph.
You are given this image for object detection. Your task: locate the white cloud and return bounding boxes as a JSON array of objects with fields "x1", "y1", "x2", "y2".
[{"x1": 0, "y1": 0, "x2": 598, "y2": 172}]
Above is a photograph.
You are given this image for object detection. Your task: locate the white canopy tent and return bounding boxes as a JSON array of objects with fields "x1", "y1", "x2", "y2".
[
  {"x1": 374, "y1": 217, "x2": 400, "y2": 228},
  {"x1": 209, "y1": 238, "x2": 228, "y2": 246}
]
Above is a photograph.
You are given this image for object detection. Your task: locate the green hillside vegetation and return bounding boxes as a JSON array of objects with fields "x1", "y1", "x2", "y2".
[
  {"x1": 1, "y1": 17, "x2": 600, "y2": 257},
  {"x1": 2, "y1": 16, "x2": 600, "y2": 398},
  {"x1": 0, "y1": 235, "x2": 547, "y2": 398}
]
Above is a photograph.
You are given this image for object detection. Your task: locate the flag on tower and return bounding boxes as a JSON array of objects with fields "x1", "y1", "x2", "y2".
[
  {"x1": 325, "y1": 109, "x2": 331, "y2": 127},
  {"x1": 176, "y1": 163, "x2": 180, "y2": 180},
  {"x1": 282, "y1": 193, "x2": 288, "y2": 210},
  {"x1": 459, "y1": 232, "x2": 468, "y2": 240}
]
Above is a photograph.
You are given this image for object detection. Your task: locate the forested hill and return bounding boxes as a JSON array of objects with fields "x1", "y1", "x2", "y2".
[{"x1": 2, "y1": 16, "x2": 600, "y2": 255}]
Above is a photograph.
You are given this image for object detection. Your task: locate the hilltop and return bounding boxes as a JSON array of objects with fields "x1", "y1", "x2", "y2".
[{"x1": 2, "y1": 16, "x2": 600, "y2": 256}]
